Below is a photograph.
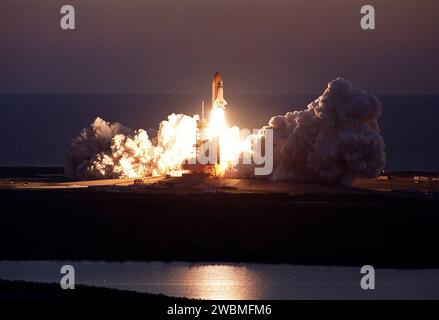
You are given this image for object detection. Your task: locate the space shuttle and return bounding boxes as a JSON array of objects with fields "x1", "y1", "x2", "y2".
[{"x1": 212, "y1": 72, "x2": 227, "y2": 109}]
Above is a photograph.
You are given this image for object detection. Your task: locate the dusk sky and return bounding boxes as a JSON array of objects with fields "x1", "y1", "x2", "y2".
[{"x1": 1, "y1": 0, "x2": 438, "y2": 94}]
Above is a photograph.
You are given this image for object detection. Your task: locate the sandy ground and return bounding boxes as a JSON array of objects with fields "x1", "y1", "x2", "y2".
[{"x1": 2, "y1": 174, "x2": 438, "y2": 195}]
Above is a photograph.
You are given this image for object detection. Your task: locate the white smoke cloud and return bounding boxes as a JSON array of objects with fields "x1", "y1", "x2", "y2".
[
  {"x1": 265, "y1": 78, "x2": 385, "y2": 184},
  {"x1": 66, "y1": 78, "x2": 385, "y2": 184},
  {"x1": 66, "y1": 114, "x2": 197, "y2": 179}
]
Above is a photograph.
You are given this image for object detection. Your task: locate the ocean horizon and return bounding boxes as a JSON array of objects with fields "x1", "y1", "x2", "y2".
[{"x1": 1, "y1": 93, "x2": 438, "y2": 172}]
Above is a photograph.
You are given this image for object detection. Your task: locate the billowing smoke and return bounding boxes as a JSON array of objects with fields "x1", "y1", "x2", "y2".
[
  {"x1": 265, "y1": 78, "x2": 385, "y2": 184},
  {"x1": 66, "y1": 114, "x2": 197, "y2": 179},
  {"x1": 66, "y1": 78, "x2": 385, "y2": 184}
]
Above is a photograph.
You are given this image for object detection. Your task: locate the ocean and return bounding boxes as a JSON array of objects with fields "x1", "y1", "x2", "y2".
[{"x1": 0, "y1": 94, "x2": 438, "y2": 172}]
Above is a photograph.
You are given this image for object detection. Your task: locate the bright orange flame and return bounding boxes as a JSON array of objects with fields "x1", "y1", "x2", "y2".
[
  {"x1": 89, "y1": 106, "x2": 251, "y2": 178},
  {"x1": 209, "y1": 107, "x2": 251, "y2": 175}
]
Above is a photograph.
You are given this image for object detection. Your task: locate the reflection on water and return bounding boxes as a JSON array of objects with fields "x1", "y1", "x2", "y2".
[
  {"x1": 177, "y1": 265, "x2": 259, "y2": 300},
  {"x1": 1, "y1": 261, "x2": 439, "y2": 300}
]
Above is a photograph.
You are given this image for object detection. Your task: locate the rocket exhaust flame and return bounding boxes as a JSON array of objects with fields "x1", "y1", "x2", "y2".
[{"x1": 67, "y1": 76, "x2": 385, "y2": 184}]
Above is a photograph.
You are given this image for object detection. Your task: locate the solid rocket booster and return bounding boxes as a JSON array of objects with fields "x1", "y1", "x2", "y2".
[{"x1": 212, "y1": 72, "x2": 227, "y2": 108}]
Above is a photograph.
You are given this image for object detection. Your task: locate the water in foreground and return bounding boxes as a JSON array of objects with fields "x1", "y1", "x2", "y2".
[{"x1": 1, "y1": 261, "x2": 438, "y2": 300}]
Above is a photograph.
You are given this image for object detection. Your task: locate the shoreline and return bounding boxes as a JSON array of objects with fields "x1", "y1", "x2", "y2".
[{"x1": 0, "y1": 279, "x2": 181, "y2": 301}]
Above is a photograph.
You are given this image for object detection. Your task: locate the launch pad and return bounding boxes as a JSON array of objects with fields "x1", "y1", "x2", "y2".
[
  {"x1": 182, "y1": 72, "x2": 228, "y2": 177},
  {"x1": 3, "y1": 174, "x2": 439, "y2": 199}
]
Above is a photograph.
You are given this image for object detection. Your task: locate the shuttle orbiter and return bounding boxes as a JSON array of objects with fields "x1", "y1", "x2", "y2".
[{"x1": 212, "y1": 72, "x2": 227, "y2": 108}]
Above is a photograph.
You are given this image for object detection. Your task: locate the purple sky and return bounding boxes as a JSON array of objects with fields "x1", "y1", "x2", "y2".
[{"x1": 1, "y1": 0, "x2": 438, "y2": 94}]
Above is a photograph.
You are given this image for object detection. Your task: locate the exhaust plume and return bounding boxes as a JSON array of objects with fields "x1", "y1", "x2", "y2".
[
  {"x1": 265, "y1": 78, "x2": 385, "y2": 184},
  {"x1": 66, "y1": 78, "x2": 385, "y2": 184},
  {"x1": 66, "y1": 114, "x2": 197, "y2": 179}
]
